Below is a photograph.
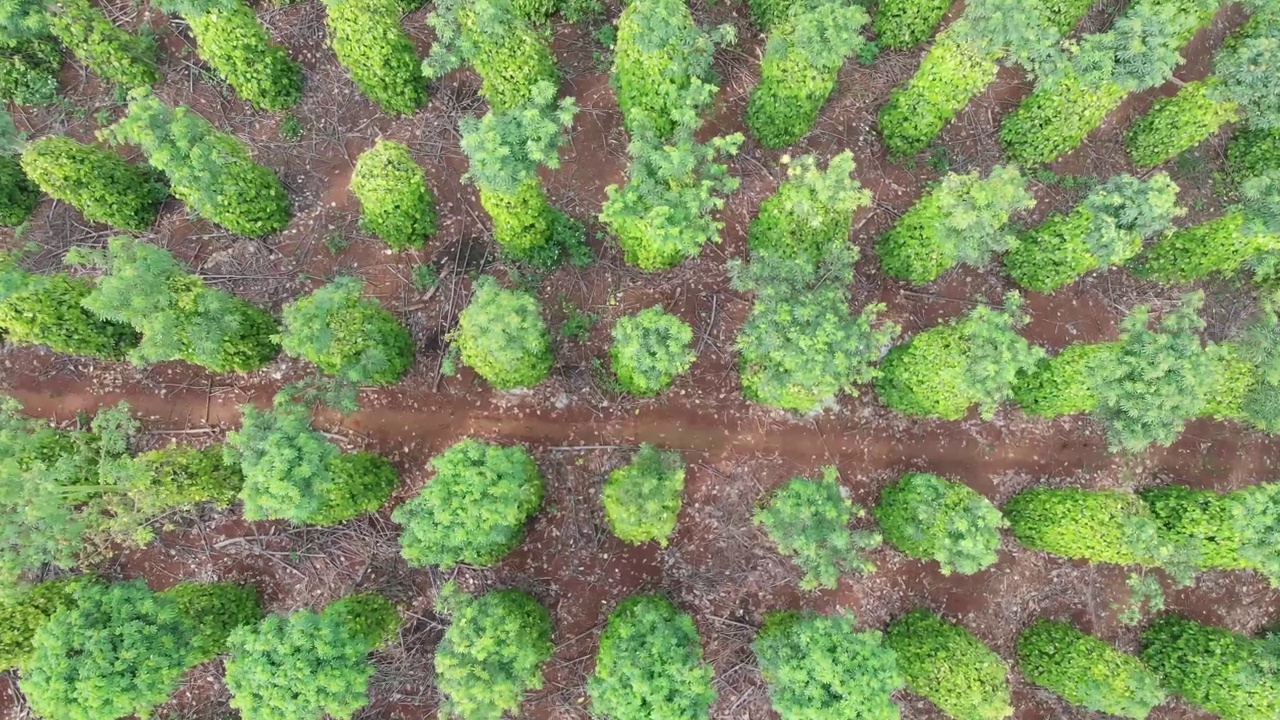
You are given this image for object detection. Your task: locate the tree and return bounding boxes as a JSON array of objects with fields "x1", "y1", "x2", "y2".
[
  {"x1": 0, "y1": 153, "x2": 38, "y2": 225},
  {"x1": 588, "y1": 595, "x2": 715, "y2": 720},
  {"x1": 433, "y1": 583, "x2": 553, "y2": 720},
  {"x1": 753, "y1": 467, "x2": 880, "y2": 590},
  {"x1": 1213, "y1": 14, "x2": 1280, "y2": 131},
  {"x1": 46, "y1": 0, "x2": 157, "y2": 89},
  {"x1": 602, "y1": 444, "x2": 685, "y2": 546},
  {"x1": 453, "y1": 276, "x2": 553, "y2": 389},
  {"x1": 1003, "y1": 488, "x2": 1167, "y2": 567},
  {"x1": 349, "y1": 139, "x2": 437, "y2": 251},
  {"x1": 0, "y1": 256, "x2": 139, "y2": 359},
  {"x1": 100, "y1": 92, "x2": 290, "y2": 236},
  {"x1": 610, "y1": 306, "x2": 695, "y2": 396},
  {"x1": 323, "y1": 0, "x2": 424, "y2": 114},
  {"x1": 20, "y1": 136, "x2": 166, "y2": 231},
  {"x1": 877, "y1": 166, "x2": 1035, "y2": 284},
  {"x1": 885, "y1": 609, "x2": 1013, "y2": 720},
  {"x1": 224, "y1": 393, "x2": 397, "y2": 525},
  {"x1": 1142, "y1": 616, "x2": 1280, "y2": 720},
  {"x1": 393, "y1": 438, "x2": 544, "y2": 568},
  {"x1": 753, "y1": 610, "x2": 903, "y2": 720},
  {"x1": 1017, "y1": 619, "x2": 1165, "y2": 719},
  {"x1": 69, "y1": 237, "x2": 280, "y2": 373},
  {"x1": 278, "y1": 277, "x2": 413, "y2": 386},
  {"x1": 873, "y1": 0, "x2": 948, "y2": 50},
  {"x1": 873, "y1": 473, "x2": 1006, "y2": 575}
]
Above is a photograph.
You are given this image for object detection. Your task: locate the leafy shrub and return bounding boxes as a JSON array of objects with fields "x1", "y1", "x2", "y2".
[
  {"x1": 1133, "y1": 212, "x2": 1265, "y2": 282},
  {"x1": 1212, "y1": 15, "x2": 1280, "y2": 131},
  {"x1": 1232, "y1": 481, "x2": 1280, "y2": 585},
  {"x1": 168, "y1": 0, "x2": 302, "y2": 111},
  {"x1": 0, "y1": 576, "x2": 92, "y2": 671},
  {"x1": 754, "y1": 467, "x2": 880, "y2": 590},
  {"x1": 877, "y1": 166, "x2": 1034, "y2": 284},
  {"x1": 1017, "y1": 619, "x2": 1165, "y2": 719},
  {"x1": 753, "y1": 610, "x2": 903, "y2": 720},
  {"x1": 0, "y1": 153, "x2": 38, "y2": 225},
  {"x1": 1141, "y1": 485, "x2": 1245, "y2": 571},
  {"x1": 1125, "y1": 79, "x2": 1240, "y2": 168},
  {"x1": 279, "y1": 277, "x2": 413, "y2": 386},
  {"x1": 1142, "y1": 615, "x2": 1280, "y2": 720},
  {"x1": 875, "y1": 295, "x2": 1044, "y2": 420},
  {"x1": 453, "y1": 276, "x2": 553, "y2": 389},
  {"x1": 747, "y1": 152, "x2": 868, "y2": 263},
  {"x1": 393, "y1": 438, "x2": 544, "y2": 568},
  {"x1": 955, "y1": 0, "x2": 1093, "y2": 74},
  {"x1": 745, "y1": 0, "x2": 796, "y2": 30},
  {"x1": 324, "y1": 0, "x2": 424, "y2": 114},
  {"x1": 601, "y1": 131, "x2": 743, "y2": 270},
  {"x1": 226, "y1": 593, "x2": 400, "y2": 720},
  {"x1": 998, "y1": 71, "x2": 1127, "y2": 166},
  {"x1": 47, "y1": 0, "x2": 157, "y2": 89},
  {"x1": 433, "y1": 583, "x2": 553, "y2": 720},
  {"x1": 225, "y1": 394, "x2": 397, "y2": 525},
  {"x1": 1005, "y1": 173, "x2": 1184, "y2": 292},
  {"x1": 0, "y1": 259, "x2": 139, "y2": 359},
  {"x1": 745, "y1": 1, "x2": 868, "y2": 148},
  {"x1": 610, "y1": 306, "x2": 695, "y2": 395},
  {"x1": 1229, "y1": 126, "x2": 1280, "y2": 178},
  {"x1": 602, "y1": 444, "x2": 685, "y2": 546},
  {"x1": 1012, "y1": 342, "x2": 1114, "y2": 417},
  {"x1": 0, "y1": 37, "x2": 61, "y2": 106},
  {"x1": 101, "y1": 92, "x2": 290, "y2": 236},
  {"x1": 588, "y1": 594, "x2": 715, "y2": 720},
  {"x1": 873, "y1": 0, "x2": 948, "y2": 50},
  {"x1": 20, "y1": 136, "x2": 165, "y2": 230},
  {"x1": 610, "y1": 0, "x2": 719, "y2": 138},
  {"x1": 885, "y1": 609, "x2": 1013, "y2": 720},
  {"x1": 69, "y1": 237, "x2": 280, "y2": 372},
  {"x1": 349, "y1": 139, "x2": 437, "y2": 251},
  {"x1": 1003, "y1": 488, "x2": 1164, "y2": 566},
  {"x1": 123, "y1": 444, "x2": 244, "y2": 513},
  {"x1": 161, "y1": 581, "x2": 263, "y2": 664},
  {"x1": 873, "y1": 472, "x2": 1006, "y2": 575}
]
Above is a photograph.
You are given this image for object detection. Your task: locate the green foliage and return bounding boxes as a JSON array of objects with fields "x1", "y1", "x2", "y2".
[
  {"x1": 747, "y1": 152, "x2": 869, "y2": 262},
  {"x1": 226, "y1": 593, "x2": 400, "y2": 720},
  {"x1": 1089, "y1": 292, "x2": 1218, "y2": 452},
  {"x1": 1213, "y1": 15, "x2": 1280, "y2": 131},
  {"x1": 1233, "y1": 481, "x2": 1280, "y2": 585},
  {"x1": 70, "y1": 237, "x2": 280, "y2": 372},
  {"x1": 47, "y1": 0, "x2": 156, "y2": 89},
  {"x1": 0, "y1": 153, "x2": 37, "y2": 225},
  {"x1": 1228, "y1": 126, "x2": 1280, "y2": 179},
  {"x1": 224, "y1": 394, "x2": 396, "y2": 525},
  {"x1": 1134, "y1": 212, "x2": 1266, "y2": 282},
  {"x1": 101, "y1": 92, "x2": 290, "y2": 236},
  {"x1": 0, "y1": 259, "x2": 139, "y2": 359},
  {"x1": 22, "y1": 581, "x2": 206, "y2": 720},
  {"x1": 609, "y1": 306, "x2": 695, "y2": 396},
  {"x1": 161, "y1": 581, "x2": 263, "y2": 664},
  {"x1": 873, "y1": 472, "x2": 1006, "y2": 575},
  {"x1": 1115, "y1": 572, "x2": 1166, "y2": 626},
  {"x1": 588, "y1": 594, "x2": 715, "y2": 720},
  {"x1": 872, "y1": 0, "x2": 947, "y2": 50},
  {"x1": 349, "y1": 139, "x2": 437, "y2": 251},
  {"x1": 745, "y1": 0, "x2": 795, "y2": 30},
  {"x1": 0, "y1": 37, "x2": 61, "y2": 106},
  {"x1": 602, "y1": 444, "x2": 685, "y2": 546},
  {"x1": 956, "y1": 0, "x2": 1093, "y2": 76},
  {"x1": 1126, "y1": 79, "x2": 1240, "y2": 168},
  {"x1": 875, "y1": 295, "x2": 1044, "y2": 420},
  {"x1": 998, "y1": 71, "x2": 1126, "y2": 166},
  {"x1": 1017, "y1": 619, "x2": 1165, "y2": 719},
  {"x1": 753, "y1": 467, "x2": 880, "y2": 590},
  {"x1": 1142, "y1": 615, "x2": 1280, "y2": 720},
  {"x1": 610, "y1": 0, "x2": 719, "y2": 138},
  {"x1": 278, "y1": 277, "x2": 413, "y2": 386},
  {"x1": 453, "y1": 276, "x2": 553, "y2": 389},
  {"x1": 752, "y1": 610, "x2": 903, "y2": 720},
  {"x1": 877, "y1": 166, "x2": 1034, "y2": 284},
  {"x1": 0, "y1": 576, "x2": 92, "y2": 671},
  {"x1": 885, "y1": 609, "x2": 1013, "y2": 720},
  {"x1": 325, "y1": 0, "x2": 425, "y2": 114},
  {"x1": 179, "y1": 0, "x2": 302, "y2": 111},
  {"x1": 122, "y1": 444, "x2": 243, "y2": 514},
  {"x1": 20, "y1": 136, "x2": 165, "y2": 230},
  {"x1": 745, "y1": 1, "x2": 868, "y2": 148},
  {"x1": 1012, "y1": 342, "x2": 1114, "y2": 417},
  {"x1": 433, "y1": 583, "x2": 553, "y2": 720},
  {"x1": 393, "y1": 438, "x2": 544, "y2": 568},
  {"x1": 600, "y1": 131, "x2": 743, "y2": 270},
  {"x1": 1003, "y1": 488, "x2": 1165, "y2": 567},
  {"x1": 1141, "y1": 485, "x2": 1245, "y2": 571}
]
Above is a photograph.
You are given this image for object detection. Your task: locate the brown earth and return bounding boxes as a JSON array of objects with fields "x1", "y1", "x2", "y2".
[{"x1": 3, "y1": 0, "x2": 1278, "y2": 719}]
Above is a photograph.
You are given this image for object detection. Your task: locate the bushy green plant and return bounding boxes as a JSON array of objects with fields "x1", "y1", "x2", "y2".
[
  {"x1": 602, "y1": 444, "x2": 685, "y2": 546},
  {"x1": 453, "y1": 276, "x2": 553, "y2": 389},
  {"x1": 998, "y1": 71, "x2": 1127, "y2": 166},
  {"x1": 874, "y1": 472, "x2": 1006, "y2": 575},
  {"x1": 393, "y1": 438, "x2": 544, "y2": 568},
  {"x1": 1133, "y1": 212, "x2": 1267, "y2": 282},
  {"x1": 875, "y1": 295, "x2": 1044, "y2": 420},
  {"x1": 100, "y1": 92, "x2": 290, "y2": 236},
  {"x1": 754, "y1": 467, "x2": 880, "y2": 590},
  {"x1": 433, "y1": 582, "x2": 553, "y2": 720},
  {"x1": 1017, "y1": 619, "x2": 1165, "y2": 719},
  {"x1": 1126, "y1": 79, "x2": 1240, "y2": 168},
  {"x1": 20, "y1": 136, "x2": 166, "y2": 230},
  {"x1": 588, "y1": 594, "x2": 715, "y2": 720},
  {"x1": 120, "y1": 444, "x2": 243, "y2": 514},
  {"x1": 1229, "y1": 126, "x2": 1280, "y2": 178},
  {"x1": 600, "y1": 131, "x2": 743, "y2": 270},
  {"x1": 0, "y1": 258, "x2": 139, "y2": 359},
  {"x1": 753, "y1": 610, "x2": 903, "y2": 720},
  {"x1": 610, "y1": 0, "x2": 719, "y2": 138},
  {"x1": 873, "y1": 0, "x2": 948, "y2": 50},
  {"x1": 278, "y1": 277, "x2": 413, "y2": 386},
  {"x1": 226, "y1": 593, "x2": 400, "y2": 720},
  {"x1": 325, "y1": 0, "x2": 424, "y2": 114},
  {"x1": 609, "y1": 306, "x2": 695, "y2": 396},
  {"x1": 1141, "y1": 485, "x2": 1245, "y2": 571},
  {"x1": 1003, "y1": 488, "x2": 1164, "y2": 566},
  {"x1": 1212, "y1": 15, "x2": 1280, "y2": 131},
  {"x1": 1233, "y1": 481, "x2": 1280, "y2": 585},
  {"x1": 747, "y1": 152, "x2": 868, "y2": 263},
  {"x1": 0, "y1": 576, "x2": 93, "y2": 671},
  {"x1": 349, "y1": 139, "x2": 437, "y2": 251},
  {"x1": 745, "y1": 0, "x2": 867, "y2": 148},
  {"x1": 0, "y1": 37, "x2": 61, "y2": 105},
  {"x1": 1012, "y1": 342, "x2": 1115, "y2": 417},
  {"x1": 69, "y1": 237, "x2": 280, "y2": 373},
  {"x1": 424, "y1": 0, "x2": 557, "y2": 113},
  {"x1": 161, "y1": 581, "x2": 263, "y2": 664},
  {"x1": 877, "y1": 166, "x2": 1034, "y2": 284},
  {"x1": 956, "y1": 0, "x2": 1091, "y2": 75},
  {"x1": 0, "y1": 153, "x2": 38, "y2": 225},
  {"x1": 1142, "y1": 615, "x2": 1280, "y2": 720},
  {"x1": 885, "y1": 609, "x2": 1013, "y2": 720},
  {"x1": 47, "y1": 0, "x2": 157, "y2": 89}
]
